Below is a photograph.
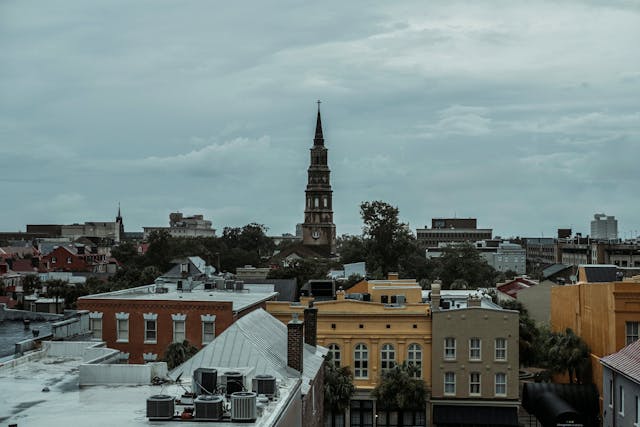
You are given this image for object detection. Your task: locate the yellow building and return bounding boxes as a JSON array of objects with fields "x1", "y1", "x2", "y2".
[
  {"x1": 267, "y1": 274, "x2": 432, "y2": 426},
  {"x1": 550, "y1": 271, "x2": 640, "y2": 403}
]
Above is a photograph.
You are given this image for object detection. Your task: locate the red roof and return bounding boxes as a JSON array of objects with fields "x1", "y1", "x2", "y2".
[
  {"x1": 497, "y1": 277, "x2": 538, "y2": 299},
  {"x1": 601, "y1": 339, "x2": 640, "y2": 382}
]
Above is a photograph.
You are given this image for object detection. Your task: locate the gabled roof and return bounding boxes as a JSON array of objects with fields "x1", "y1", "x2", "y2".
[
  {"x1": 542, "y1": 263, "x2": 572, "y2": 279},
  {"x1": 496, "y1": 277, "x2": 537, "y2": 299},
  {"x1": 600, "y1": 339, "x2": 640, "y2": 383},
  {"x1": 173, "y1": 308, "x2": 327, "y2": 394}
]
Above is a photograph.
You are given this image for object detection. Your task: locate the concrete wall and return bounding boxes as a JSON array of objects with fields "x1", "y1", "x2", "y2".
[
  {"x1": 79, "y1": 361, "x2": 168, "y2": 386},
  {"x1": 0, "y1": 303, "x2": 63, "y2": 321},
  {"x1": 52, "y1": 311, "x2": 90, "y2": 339},
  {"x1": 517, "y1": 280, "x2": 553, "y2": 325}
]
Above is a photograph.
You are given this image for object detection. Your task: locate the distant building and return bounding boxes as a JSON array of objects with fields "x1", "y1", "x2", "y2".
[
  {"x1": 523, "y1": 237, "x2": 557, "y2": 266},
  {"x1": 481, "y1": 242, "x2": 526, "y2": 274},
  {"x1": 416, "y1": 218, "x2": 492, "y2": 247},
  {"x1": 591, "y1": 213, "x2": 618, "y2": 241},
  {"x1": 26, "y1": 206, "x2": 125, "y2": 243},
  {"x1": 143, "y1": 212, "x2": 216, "y2": 239}
]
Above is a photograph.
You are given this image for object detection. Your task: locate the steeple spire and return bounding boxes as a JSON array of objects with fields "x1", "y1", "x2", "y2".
[{"x1": 314, "y1": 100, "x2": 324, "y2": 145}]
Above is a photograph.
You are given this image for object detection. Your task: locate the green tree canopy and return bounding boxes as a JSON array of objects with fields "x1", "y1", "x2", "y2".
[
  {"x1": 372, "y1": 362, "x2": 429, "y2": 411},
  {"x1": 431, "y1": 242, "x2": 498, "y2": 288},
  {"x1": 163, "y1": 340, "x2": 200, "y2": 370},
  {"x1": 324, "y1": 361, "x2": 356, "y2": 413}
]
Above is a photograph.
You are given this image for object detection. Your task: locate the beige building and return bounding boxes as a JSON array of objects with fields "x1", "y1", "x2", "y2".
[{"x1": 430, "y1": 283, "x2": 520, "y2": 426}]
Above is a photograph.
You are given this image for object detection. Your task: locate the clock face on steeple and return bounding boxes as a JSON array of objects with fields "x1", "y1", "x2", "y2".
[{"x1": 312, "y1": 230, "x2": 320, "y2": 240}]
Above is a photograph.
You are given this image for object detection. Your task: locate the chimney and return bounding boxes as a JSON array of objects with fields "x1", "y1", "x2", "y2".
[
  {"x1": 387, "y1": 272, "x2": 399, "y2": 280},
  {"x1": 287, "y1": 313, "x2": 304, "y2": 373},
  {"x1": 431, "y1": 280, "x2": 442, "y2": 312},
  {"x1": 304, "y1": 301, "x2": 318, "y2": 347},
  {"x1": 467, "y1": 294, "x2": 481, "y2": 307},
  {"x1": 336, "y1": 286, "x2": 345, "y2": 301}
]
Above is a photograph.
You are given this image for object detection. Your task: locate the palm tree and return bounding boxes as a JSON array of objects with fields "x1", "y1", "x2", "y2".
[
  {"x1": 372, "y1": 362, "x2": 429, "y2": 425},
  {"x1": 323, "y1": 358, "x2": 355, "y2": 422},
  {"x1": 546, "y1": 328, "x2": 591, "y2": 384}
]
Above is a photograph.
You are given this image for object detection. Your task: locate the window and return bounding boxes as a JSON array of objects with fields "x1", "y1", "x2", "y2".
[
  {"x1": 380, "y1": 344, "x2": 396, "y2": 373},
  {"x1": 620, "y1": 386, "x2": 625, "y2": 415},
  {"x1": 350, "y1": 400, "x2": 373, "y2": 427},
  {"x1": 66, "y1": 257, "x2": 72, "y2": 264},
  {"x1": 143, "y1": 353, "x2": 158, "y2": 363},
  {"x1": 143, "y1": 313, "x2": 158, "y2": 343},
  {"x1": 314, "y1": 197, "x2": 319, "y2": 208},
  {"x1": 52, "y1": 256, "x2": 57, "y2": 264},
  {"x1": 115, "y1": 312, "x2": 129, "y2": 342},
  {"x1": 201, "y1": 314, "x2": 216, "y2": 344},
  {"x1": 354, "y1": 344, "x2": 368, "y2": 378},
  {"x1": 323, "y1": 197, "x2": 328, "y2": 208},
  {"x1": 469, "y1": 337, "x2": 481, "y2": 361},
  {"x1": 635, "y1": 395, "x2": 639, "y2": 425},
  {"x1": 495, "y1": 373, "x2": 507, "y2": 396},
  {"x1": 627, "y1": 321, "x2": 639, "y2": 345},
  {"x1": 495, "y1": 338, "x2": 507, "y2": 361},
  {"x1": 89, "y1": 312, "x2": 103, "y2": 339},
  {"x1": 444, "y1": 337, "x2": 456, "y2": 360},
  {"x1": 407, "y1": 343, "x2": 422, "y2": 378},
  {"x1": 610, "y1": 379, "x2": 614, "y2": 407},
  {"x1": 469, "y1": 372, "x2": 481, "y2": 396},
  {"x1": 444, "y1": 372, "x2": 456, "y2": 395},
  {"x1": 328, "y1": 344, "x2": 341, "y2": 368},
  {"x1": 172, "y1": 313, "x2": 187, "y2": 343}
]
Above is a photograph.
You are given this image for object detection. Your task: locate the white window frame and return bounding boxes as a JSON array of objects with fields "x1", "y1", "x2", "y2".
[
  {"x1": 444, "y1": 372, "x2": 456, "y2": 396},
  {"x1": 354, "y1": 343, "x2": 368, "y2": 379},
  {"x1": 115, "y1": 312, "x2": 129, "y2": 343},
  {"x1": 469, "y1": 337, "x2": 481, "y2": 361},
  {"x1": 201, "y1": 314, "x2": 216, "y2": 345},
  {"x1": 495, "y1": 338, "x2": 507, "y2": 361},
  {"x1": 143, "y1": 313, "x2": 158, "y2": 344},
  {"x1": 620, "y1": 385, "x2": 625, "y2": 416},
  {"x1": 627, "y1": 321, "x2": 639, "y2": 345},
  {"x1": 444, "y1": 337, "x2": 456, "y2": 360},
  {"x1": 407, "y1": 343, "x2": 422, "y2": 378},
  {"x1": 328, "y1": 343, "x2": 341, "y2": 368},
  {"x1": 172, "y1": 313, "x2": 187, "y2": 343},
  {"x1": 469, "y1": 372, "x2": 481, "y2": 396},
  {"x1": 380, "y1": 343, "x2": 396, "y2": 373},
  {"x1": 495, "y1": 372, "x2": 507, "y2": 396},
  {"x1": 89, "y1": 312, "x2": 103, "y2": 339}
]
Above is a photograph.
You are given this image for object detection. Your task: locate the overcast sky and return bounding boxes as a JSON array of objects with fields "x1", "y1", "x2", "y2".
[{"x1": 1, "y1": 0, "x2": 639, "y2": 240}]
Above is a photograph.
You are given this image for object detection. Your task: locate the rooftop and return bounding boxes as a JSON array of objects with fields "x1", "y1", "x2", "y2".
[
  {"x1": 79, "y1": 281, "x2": 279, "y2": 312},
  {"x1": 600, "y1": 339, "x2": 640, "y2": 382}
]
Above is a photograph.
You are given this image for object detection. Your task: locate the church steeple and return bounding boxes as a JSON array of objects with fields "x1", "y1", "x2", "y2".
[{"x1": 314, "y1": 100, "x2": 324, "y2": 146}]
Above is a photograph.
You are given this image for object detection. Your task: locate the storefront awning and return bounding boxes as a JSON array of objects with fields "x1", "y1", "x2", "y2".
[{"x1": 433, "y1": 405, "x2": 519, "y2": 426}]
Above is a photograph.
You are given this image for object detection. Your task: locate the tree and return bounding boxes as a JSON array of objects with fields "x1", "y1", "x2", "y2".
[
  {"x1": 144, "y1": 230, "x2": 173, "y2": 272},
  {"x1": 360, "y1": 201, "x2": 415, "y2": 275},
  {"x1": 372, "y1": 362, "x2": 429, "y2": 413},
  {"x1": 499, "y1": 299, "x2": 540, "y2": 367},
  {"x1": 163, "y1": 340, "x2": 200, "y2": 370},
  {"x1": 267, "y1": 258, "x2": 340, "y2": 291},
  {"x1": 546, "y1": 328, "x2": 591, "y2": 384},
  {"x1": 337, "y1": 235, "x2": 367, "y2": 265},
  {"x1": 324, "y1": 360, "x2": 356, "y2": 414},
  {"x1": 431, "y1": 243, "x2": 498, "y2": 288},
  {"x1": 22, "y1": 274, "x2": 42, "y2": 294},
  {"x1": 140, "y1": 265, "x2": 162, "y2": 284},
  {"x1": 44, "y1": 279, "x2": 67, "y2": 314}
]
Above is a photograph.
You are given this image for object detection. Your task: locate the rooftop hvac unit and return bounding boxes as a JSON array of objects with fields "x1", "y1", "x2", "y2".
[
  {"x1": 155, "y1": 286, "x2": 168, "y2": 294},
  {"x1": 215, "y1": 278, "x2": 225, "y2": 290},
  {"x1": 231, "y1": 391, "x2": 257, "y2": 422},
  {"x1": 204, "y1": 282, "x2": 213, "y2": 290},
  {"x1": 193, "y1": 368, "x2": 217, "y2": 395},
  {"x1": 224, "y1": 371, "x2": 244, "y2": 395},
  {"x1": 252, "y1": 374, "x2": 277, "y2": 397},
  {"x1": 194, "y1": 395, "x2": 223, "y2": 421},
  {"x1": 225, "y1": 280, "x2": 235, "y2": 290},
  {"x1": 235, "y1": 281, "x2": 244, "y2": 291},
  {"x1": 146, "y1": 394, "x2": 175, "y2": 420},
  {"x1": 396, "y1": 295, "x2": 406, "y2": 305}
]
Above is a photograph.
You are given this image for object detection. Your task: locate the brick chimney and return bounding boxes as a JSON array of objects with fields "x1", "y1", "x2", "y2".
[
  {"x1": 387, "y1": 272, "x2": 399, "y2": 280},
  {"x1": 431, "y1": 280, "x2": 442, "y2": 312},
  {"x1": 304, "y1": 301, "x2": 318, "y2": 347},
  {"x1": 287, "y1": 313, "x2": 304, "y2": 373}
]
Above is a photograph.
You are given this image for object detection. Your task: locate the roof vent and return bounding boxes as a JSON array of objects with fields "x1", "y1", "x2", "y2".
[
  {"x1": 231, "y1": 391, "x2": 257, "y2": 422},
  {"x1": 252, "y1": 374, "x2": 277, "y2": 397},
  {"x1": 194, "y1": 395, "x2": 223, "y2": 421},
  {"x1": 146, "y1": 394, "x2": 175, "y2": 420}
]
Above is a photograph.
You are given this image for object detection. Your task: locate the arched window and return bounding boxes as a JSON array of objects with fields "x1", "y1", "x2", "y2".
[
  {"x1": 354, "y1": 343, "x2": 368, "y2": 378},
  {"x1": 328, "y1": 343, "x2": 341, "y2": 368},
  {"x1": 407, "y1": 343, "x2": 422, "y2": 378},
  {"x1": 323, "y1": 197, "x2": 328, "y2": 208},
  {"x1": 314, "y1": 197, "x2": 319, "y2": 208},
  {"x1": 380, "y1": 344, "x2": 396, "y2": 373}
]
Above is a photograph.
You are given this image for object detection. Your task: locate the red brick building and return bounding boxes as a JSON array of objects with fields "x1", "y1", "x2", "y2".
[
  {"x1": 78, "y1": 281, "x2": 278, "y2": 364},
  {"x1": 41, "y1": 246, "x2": 91, "y2": 272}
]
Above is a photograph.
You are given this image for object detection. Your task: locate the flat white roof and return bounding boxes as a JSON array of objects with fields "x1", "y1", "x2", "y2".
[
  {"x1": 0, "y1": 348, "x2": 298, "y2": 426},
  {"x1": 80, "y1": 282, "x2": 278, "y2": 312}
]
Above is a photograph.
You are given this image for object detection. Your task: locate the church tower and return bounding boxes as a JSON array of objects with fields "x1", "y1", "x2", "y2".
[
  {"x1": 302, "y1": 102, "x2": 336, "y2": 255},
  {"x1": 115, "y1": 203, "x2": 124, "y2": 243}
]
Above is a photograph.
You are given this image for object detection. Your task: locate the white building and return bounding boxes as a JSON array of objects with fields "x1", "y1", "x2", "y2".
[
  {"x1": 485, "y1": 242, "x2": 526, "y2": 275},
  {"x1": 143, "y1": 212, "x2": 216, "y2": 239},
  {"x1": 591, "y1": 213, "x2": 618, "y2": 240}
]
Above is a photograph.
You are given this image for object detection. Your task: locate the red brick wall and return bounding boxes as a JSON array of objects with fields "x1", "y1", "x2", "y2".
[
  {"x1": 42, "y1": 247, "x2": 90, "y2": 272},
  {"x1": 78, "y1": 298, "x2": 234, "y2": 364}
]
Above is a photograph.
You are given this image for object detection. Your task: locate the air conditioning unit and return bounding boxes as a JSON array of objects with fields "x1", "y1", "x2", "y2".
[
  {"x1": 235, "y1": 281, "x2": 244, "y2": 291},
  {"x1": 155, "y1": 286, "x2": 168, "y2": 294},
  {"x1": 194, "y1": 395, "x2": 223, "y2": 420},
  {"x1": 252, "y1": 374, "x2": 276, "y2": 397},
  {"x1": 224, "y1": 371, "x2": 244, "y2": 395},
  {"x1": 225, "y1": 280, "x2": 235, "y2": 290},
  {"x1": 204, "y1": 282, "x2": 213, "y2": 290},
  {"x1": 193, "y1": 368, "x2": 217, "y2": 395},
  {"x1": 215, "y1": 278, "x2": 225, "y2": 290},
  {"x1": 146, "y1": 394, "x2": 175, "y2": 420},
  {"x1": 231, "y1": 391, "x2": 257, "y2": 422}
]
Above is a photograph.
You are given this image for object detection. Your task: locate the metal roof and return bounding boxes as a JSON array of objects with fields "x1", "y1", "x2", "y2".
[
  {"x1": 173, "y1": 308, "x2": 327, "y2": 395},
  {"x1": 600, "y1": 339, "x2": 640, "y2": 383}
]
